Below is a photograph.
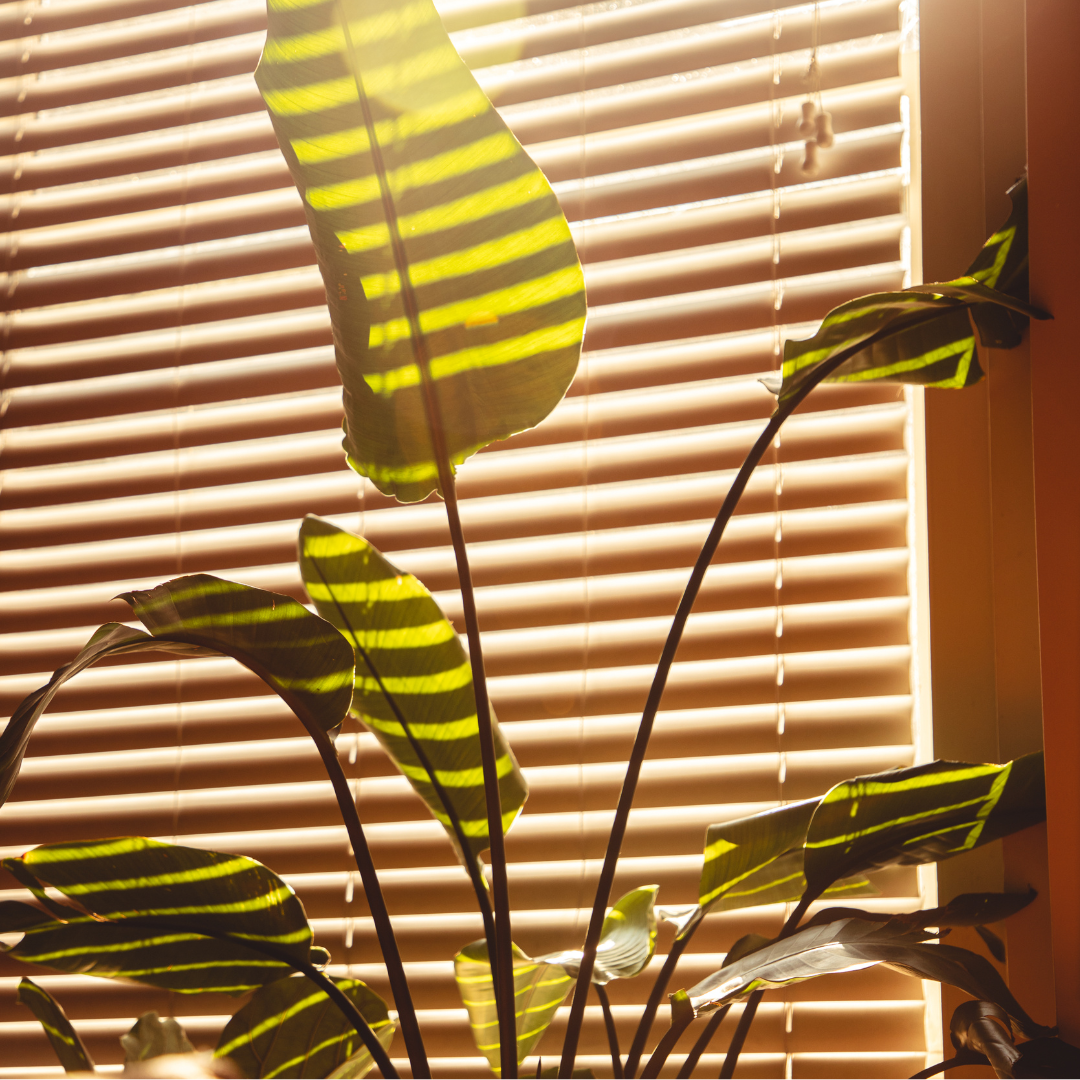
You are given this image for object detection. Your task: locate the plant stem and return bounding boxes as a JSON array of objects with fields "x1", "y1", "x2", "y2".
[
  {"x1": 640, "y1": 1002, "x2": 695, "y2": 1079},
  {"x1": 625, "y1": 914, "x2": 704, "y2": 1078},
  {"x1": 309, "y1": 725, "x2": 429, "y2": 1078},
  {"x1": 718, "y1": 995, "x2": 760, "y2": 1079},
  {"x1": 595, "y1": 983, "x2": 623, "y2": 1079},
  {"x1": 557, "y1": 305, "x2": 959, "y2": 1078},
  {"x1": 307, "y1": 558, "x2": 500, "y2": 989},
  {"x1": 676, "y1": 1005, "x2": 729, "y2": 1078},
  {"x1": 122, "y1": 919, "x2": 397, "y2": 1078}
]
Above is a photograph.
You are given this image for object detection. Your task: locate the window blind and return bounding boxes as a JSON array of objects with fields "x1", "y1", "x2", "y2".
[{"x1": 0, "y1": 0, "x2": 932, "y2": 1075}]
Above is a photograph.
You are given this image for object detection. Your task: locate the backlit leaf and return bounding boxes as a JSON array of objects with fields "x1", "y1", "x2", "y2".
[
  {"x1": 122, "y1": 574, "x2": 355, "y2": 740},
  {"x1": 298, "y1": 515, "x2": 527, "y2": 860},
  {"x1": 802, "y1": 753, "x2": 1046, "y2": 906},
  {"x1": 216, "y1": 974, "x2": 394, "y2": 1079},
  {"x1": 16, "y1": 978, "x2": 95, "y2": 1074},
  {"x1": 255, "y1": 0, "x2": 587, "y2": 503},
  {"x1": 1, "y1": 838, "x2": 316, "y2": 995}
]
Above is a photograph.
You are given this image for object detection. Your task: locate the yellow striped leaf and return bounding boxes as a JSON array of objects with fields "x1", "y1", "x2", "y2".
[
  {"x1": 1, "y1": 839, "x2": 319, "y2": 995},
  {"x1": 255, "y1": 0, "x2": 586, "y2": 503},
  {"x1": 803, "y1": 752, "x2": 1046, "y2": 906},
  {"x1": 216, "y1": 974, "x2": 394, "y2": 1079},
  {"x1": 121, "y1": 574, "x2": 355, "y2": 740},
  {"x1": 15, "y1": 978, "x2": 96, "y2": 1074},
  {"x1": 778, "y1": 178, "x2": 1048, "y2": 402},
  {"x1": 298, "y1": 515, "x2": 527, "y2": 861}
]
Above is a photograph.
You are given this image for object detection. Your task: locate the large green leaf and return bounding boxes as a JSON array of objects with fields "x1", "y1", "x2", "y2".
[
  {"x1": 777, "y1": 178, "x2": 1047, "y2": 402},
  {"x1": 216, "y1": 974, "x2": 394, "y2": 1079},
  {"x1": 802, "y1": 752, "x2": 1045, "y2": 906},
  {"x1": 122, "y1": 574, "x2": 355, "y2": 739},
  {"x1": 1, "y1": 838, "x2": 321, "y2": 994},
  {"x1": 15, "y1": 978, "x2": 96, "y2": 1074},
  {"x1": 254, "y1": 0, "x2": 586, "y2": 503},
  {"x1": 540, "y1": 885, "x2": 660, "y2": 984},
  {"x1": 455, "y1": 940, "x2": 574, "y2": 1075},
  {"x1": 298, "y1": 515, "x2": 527, "y2": 860},
  {"x1": 0, "y1": 623, "x2": 204, "y2": 808},
  {"x1": 685, "y1": 918, "x2": 1051, "y2": 1037},
  {"x1": 698, "y1": 801, "x2": 875, "y2": 920}
]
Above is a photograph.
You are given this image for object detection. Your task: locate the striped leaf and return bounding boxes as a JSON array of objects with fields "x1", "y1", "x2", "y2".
[
  {"x1": 686, "y1": 918, "x2": 1050, "y2": 1036},
  {"x1": 0, "y1": 623, "x2": 204, "y2": 808},
  {"x1": 16, "y1": 978, "x2": 96, "y2": 1074},
  {"x1": 298, "y1": 515, "x2": 527, "y2": 861},
  {"x1": 698, "y1": 801, "x2": 874, "y2": 919},
  {"x1": 803, "y1": 752, "x2": 1046, "y2": 906},
  {"x1": 122, "y1": 574, "x2": 355, "y2": 739},
  {"x1": 215, "y1": 974, "x2": 394, "y2": 1079},
  {"x1": 539, "y1": 885, "x2": 660, "y2": 985},
  {"x1": 1, "y1": 838, "x2": 319, "y2": 994},
  {"x1": 255, "y1": 0, "x2": 586, "y2": 503},
  {"x1": 454, "y1": 940, "x2": 574, "y2": 1075},
  {"x1": 778, "y1": 179, "x2": 1048, "y2": 403}
]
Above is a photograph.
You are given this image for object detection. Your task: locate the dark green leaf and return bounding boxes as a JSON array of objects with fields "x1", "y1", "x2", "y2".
[
  {"x1": 975, "y1": 924, "x2": 1006, "y2": 963},
  {"x1": 255, "y1": 0, "x2": 586, "y2": 503},
  {"x1": 803, "y1": 889, "x2": 1036, "y2": 934},
  {"x1": 16, "y1": 978, "x2": 96, "y2": 1074},
  {"x1": 721, "y1": 933, "x2": 772, "y2": 968},
  {"x1": 802, "y1": 753, "x2": 1045, "y2": 906},
  {"x1": 122, "y1": 1012, "x2": 195, "y2": 1063},
  {"x1": 698, "y1": 801, "x2": 875, "y2": 920},
  {"x1": 950, "y1": 1001, "x2": 1020, "y2": 1076},
  {"x1": 777, "y1": 178, "x2": 1047, "y2": 401},
  {"x1": 454, "y1": 940, "x2": 574, "y2": 1074},
  {"x1": 298, "y1": 516, "x2": 527, "y2": 860},
  {"x1": 540, "y1": 885, "x2": 660, "y2": 984},
  {"x1": 122, "y1": 574, "x2": 355, "y2": 739},
  {"x1": 0, "y1": 623, "x2": 203, "y2": 808},
  {"x1": 2, "y1": 838, "x2": 316, "y2": 994},
  {"x1": 216, "y1": 974, "x2": 393, "y2": 1079}
]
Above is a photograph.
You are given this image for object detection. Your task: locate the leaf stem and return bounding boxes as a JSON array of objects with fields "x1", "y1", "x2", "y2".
[
  {"x1": 624, "y1": 914, "x2": 703, "y2": 1078},
  {"x1": 557, "y1": 305, "x2": 963, "y2": 1077},
  {"x1": 676, "y1": 1005, "x2": 729, "y2": 1078},
  {"x1": 719, "y1": 995, "x2": 760, "y2": 1079},
  {"x1": 595, "y1": 983, "x2": 623, "y2": 1079},
  {"x1": 640, "y1": 1002, "x2": 695, "y2": 1079}
]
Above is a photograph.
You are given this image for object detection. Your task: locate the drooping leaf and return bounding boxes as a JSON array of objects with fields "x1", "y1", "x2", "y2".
[
  {"x1": 686, "y1": 918, "x2": 1052, "y2": 1038},
  {"x1": 122, "y1": 1012, "x2": 195, "y2": 1063},
  {"x1": 1, "y1": 838, "x2": 317, "y2": 994},
  {"x1": 122, "y1": 574, "x2": 355, "y2": 739},
  {"x1": 540, "y1": 885, "x2": 660, "y2": 984},
  {"x1": 698, "y1": 801, "x2": 875, "y2": 920},
  {"x1": 949, "y1": 1000, "x2": 1020, "y2": 1077},
  {"x1": 15, "y1": 978, "x2": 96, "y2": 1074},
  {"x1": 0, "y1": 623, "x2": 205, "y2": 808},
  {"x1": 777, "y1": 178, "x2": 1047, "y2": 402},
  {"x1": 454, "y1": 940, "x2": 574, "y2": 1074},
  {"x1": 216, "y1": 974, "x2": 394, "y2": 1079},
  {"x1": 298, "y1": 515, "x2": 527, "y2": 860},
  {"x1": 802, "y1": 753, "x2": 1046, "y2": 906},
  {"x1": 254, "y1": 0, "x2": 586, "y2": 503}
]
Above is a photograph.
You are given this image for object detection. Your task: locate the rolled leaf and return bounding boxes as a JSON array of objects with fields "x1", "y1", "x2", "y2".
[
  {"x1": 2, "y1": 838, "x2": 317, "y2": 994},
  {"x1": 699, "y1": 801, "x2": 874, "y2": 918},
  {"x1": 298, "y1": 515, "x2": 527, "y2": 860},
  {"x1": 0, "y1": 623, "x2": 204, "y2": 808},
  {"x1": 122, "y1": 574, "x2": 355, "y2": 739},
  {"x1": 454, "y1": 940, "x2": 574, "y2": 1074},
  {"x1": 802, "y1": 753, "x2": 1046, "y2": 905},
  {"x1": 255, "y1": 0, "x2": 587, "y2": 503},
  {"x1": 540, "y1": 885, "x2": 659, "y2": 984},
  {"x1": 778, "y1": 178, "x2": 1047, "y2": 401},
  {"x1": 16, "y1": 978, "x2": 96, "y2": 1074},
  {"x1": 216, "y1": 974, "x2": 394, "y2": 1079}
]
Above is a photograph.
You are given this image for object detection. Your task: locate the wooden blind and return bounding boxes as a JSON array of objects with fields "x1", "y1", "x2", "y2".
[{"x1": 0, "y1": 0, "x2": 933, "y2": 1074}]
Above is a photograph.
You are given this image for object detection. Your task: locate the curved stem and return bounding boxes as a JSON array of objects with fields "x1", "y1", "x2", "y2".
[
  {"x1": 121, "y1": 919, "x2": 397, "y2": 1078},
  {"x1": 309, "y1": 725, "x2": 429, "y2": 1077},
  {"x1": 306, "y1": 558, "x2": 499, "y2": 989},
  {"x1": 640, "y1": 1003, "x2": 695, "y2": 1079},
  {"x1": 595, "y1": 983, "x2": 623, "y2": 1079},
  {"x1": 625, "y1": 914, "x2": 704, "y2": 1078},
  {"x1": 677, "y1": 1005, "x2": 729, "y2": 1078},
  {"x1": 557, "y1": 305, "x2": 960, "y2": 1078},
  {"x1": 719, "y1": 994, "x2": 760, "y2": 1079}
]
